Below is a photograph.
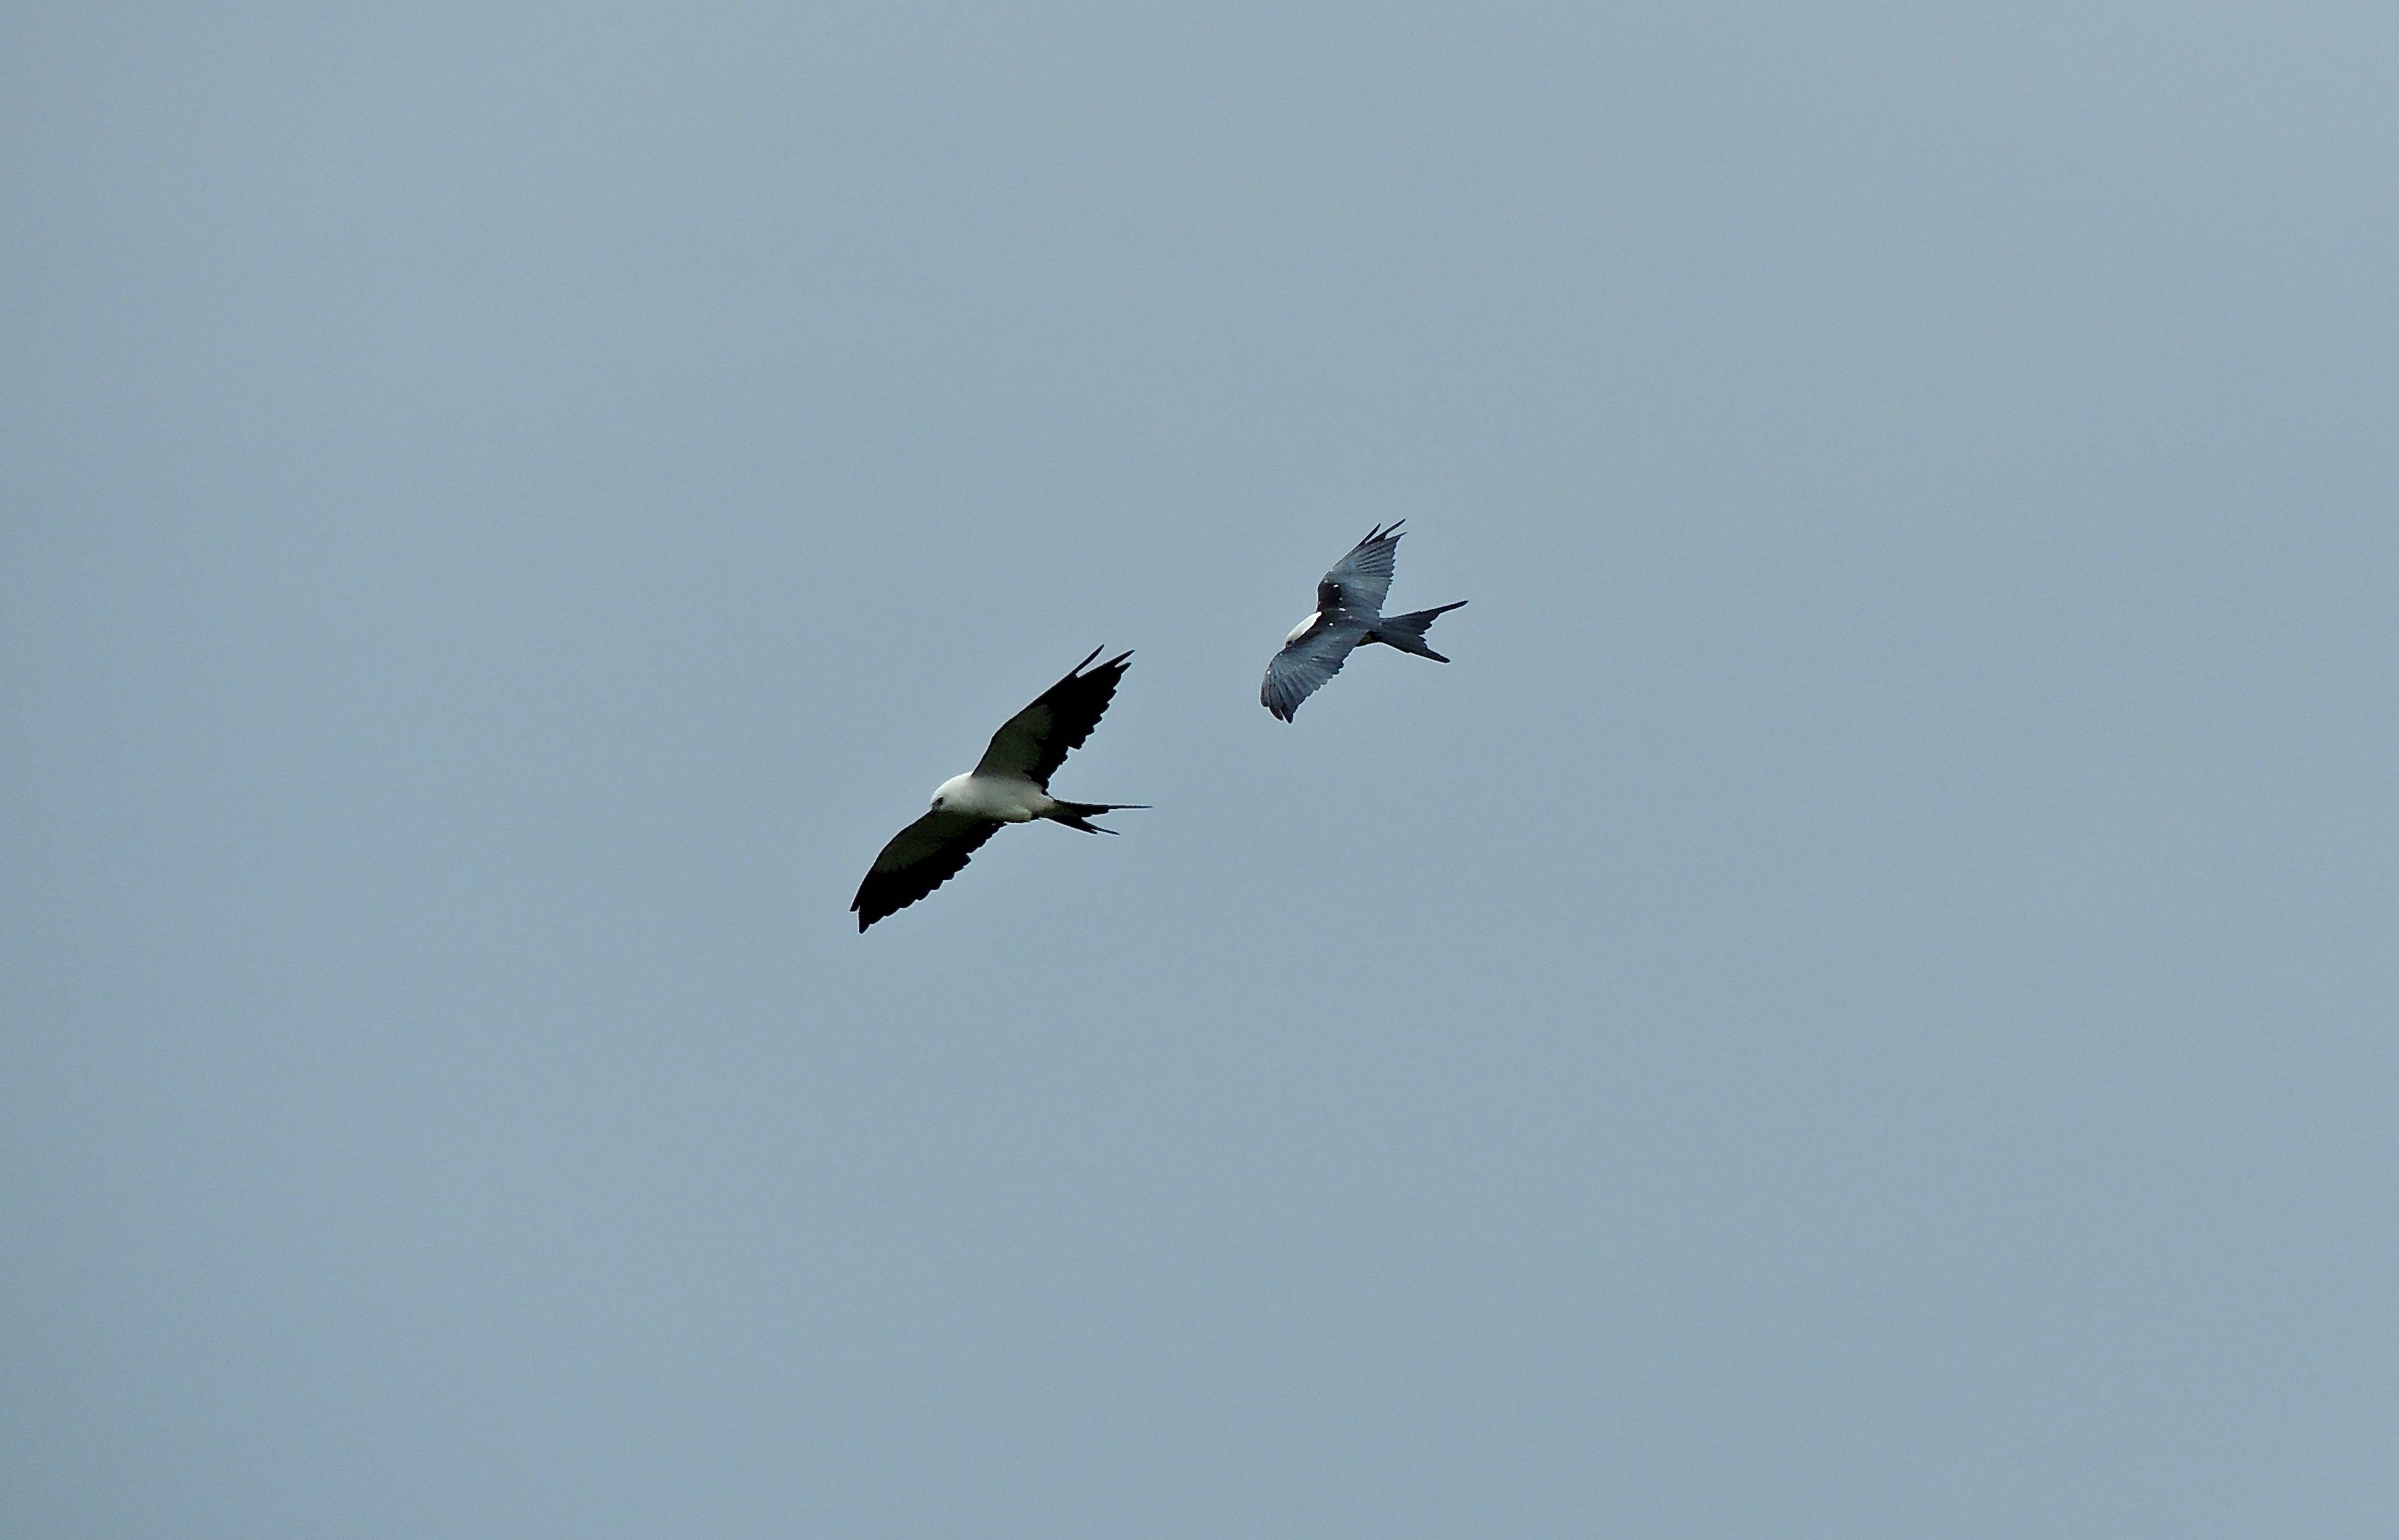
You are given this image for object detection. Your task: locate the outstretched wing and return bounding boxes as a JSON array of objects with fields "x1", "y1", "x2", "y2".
[
  {"x1": 1317, "y1": 522, "x2": 1405, "y2": 617},
  {"x1": 1261, "y1": 619, "x2": 1367, "y2": 721},
  {"x1": 851, "y1": 811, "x2": 1001, "y2": 930},
  {"x1": 975, "y1": 647, "x2": 1132, "y2": 787}
]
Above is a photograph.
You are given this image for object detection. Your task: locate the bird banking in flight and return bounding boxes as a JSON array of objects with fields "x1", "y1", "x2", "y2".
[
  {"x1": 1260, "y1": 522, "x2": 1467, "y2": 721},
  {"x1": 851, "y1": 648, "x2": 1144, "y2": 930}
]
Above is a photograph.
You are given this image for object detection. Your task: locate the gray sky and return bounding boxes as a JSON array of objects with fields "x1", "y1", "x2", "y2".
[{"x1": 6, "y1": 4, "x2": 2396, "y2": 1536}]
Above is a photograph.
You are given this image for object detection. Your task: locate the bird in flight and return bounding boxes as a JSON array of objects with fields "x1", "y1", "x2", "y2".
[
  {"x1": 1261, "y1": 522, "x2": 1466, "y2": 721},
  {"x1": 851, "y1": 647, "x2": 1144, "y2": 930}
]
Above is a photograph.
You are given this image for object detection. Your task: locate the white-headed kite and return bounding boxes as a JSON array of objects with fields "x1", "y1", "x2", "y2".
[{"x1": 852, "y1": 649, "x2": 1143, "y2": 930}]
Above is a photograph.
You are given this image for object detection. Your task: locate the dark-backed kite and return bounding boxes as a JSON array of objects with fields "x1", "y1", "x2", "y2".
[{"x1": 1262, "y1": 523, "x2": 1466, "y2": 721}]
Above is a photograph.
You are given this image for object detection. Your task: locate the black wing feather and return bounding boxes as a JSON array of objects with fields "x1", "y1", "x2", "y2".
[
  {"x1": 1316, "y1": 521, "x2": 1405, "y2": 617},
  {"x1": 975, "y1": 647, "x2": 1133, "y2": 787},
  {"x1": 1260, "y1": 621, "x2": 1367, "y2": 721},
  {"x1": 851, "y1": 812, "x2": 1001, "y2": 930}
]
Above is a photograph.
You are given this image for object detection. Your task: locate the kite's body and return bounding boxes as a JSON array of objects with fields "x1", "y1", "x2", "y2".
[
  {"x1": 1262, "y1": 523, "x2": 1466, "y2": 721},
  {"x1": 851, "y1": 649, "x2": 1141, "y2": 930}
]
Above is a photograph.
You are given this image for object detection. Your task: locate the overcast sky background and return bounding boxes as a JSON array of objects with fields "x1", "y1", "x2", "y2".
[{"x1": 6, "y1": 4, "x2": 2396, "y2": 1536}]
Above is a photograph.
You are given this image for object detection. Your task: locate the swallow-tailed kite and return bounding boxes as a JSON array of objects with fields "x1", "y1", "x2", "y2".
[
  {"x1": 851, "y1": 648, "x2": 1143, "y2": 930},
  {"x1": 1261, "y1": 523, "x2": 1465, "y2": 721}
]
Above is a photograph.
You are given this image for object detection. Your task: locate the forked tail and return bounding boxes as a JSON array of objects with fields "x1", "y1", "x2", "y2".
[
  {"x1": 1048, "y1": 800, "x2": 1149, "y2": 834},
  {"x1": 1368, "y1": 600, "x2": 1468, "y2": 661}
]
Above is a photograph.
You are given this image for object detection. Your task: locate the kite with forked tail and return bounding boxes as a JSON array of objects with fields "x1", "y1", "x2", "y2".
[
  {"x1": 1261, "y1": 523, "x2": 1466, "y2": 721},
  {"x1": 851, "y1": 648, "x2": 1144, "y2": 931}
]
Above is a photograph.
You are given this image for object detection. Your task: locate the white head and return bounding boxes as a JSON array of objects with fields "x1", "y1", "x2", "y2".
[
  {"x1": 1285, "y1": 611, "x2": 1320, "y2": 645},
  {"x1": 929, "y1": 772, "x2": 976, "y2": 812}
]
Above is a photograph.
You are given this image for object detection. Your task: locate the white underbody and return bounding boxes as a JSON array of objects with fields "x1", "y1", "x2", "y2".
[
  {"x1": 932, "y1": 771, "x2": 1052, "y2": 822},
  {"x1": 1285, "y1": 611, "x2": 1321, "y2": 645}
]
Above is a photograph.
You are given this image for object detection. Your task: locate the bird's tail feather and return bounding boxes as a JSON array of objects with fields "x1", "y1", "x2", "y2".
[
  {"x1": 1048, "y1": 801, "x2": 1148, "y2": 834},
  {"x1": 1368, "y1": 601, "x2": 1467, "y2": 661}
]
